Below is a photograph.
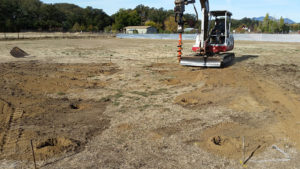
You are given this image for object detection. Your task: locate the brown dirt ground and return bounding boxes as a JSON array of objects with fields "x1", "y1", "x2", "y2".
[
  {"x1": 0, "y1": 38, "x2": 299, "y2": 169},
  {"x1": 0, "y1": 62, "x2": 117, "y2": 164}
]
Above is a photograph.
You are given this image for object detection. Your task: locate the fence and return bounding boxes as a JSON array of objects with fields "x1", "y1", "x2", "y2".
[
  {"x1": 0, "y1": 32, "x2": 116, "y2": 40},
  {"x1": 117, "y1": 33, "x2": 300, "y2": 43}
]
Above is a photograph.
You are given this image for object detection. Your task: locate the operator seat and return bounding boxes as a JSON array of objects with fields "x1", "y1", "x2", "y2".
[{"x1": 211, "y1": 19, "x2": 225, "y2": 44}]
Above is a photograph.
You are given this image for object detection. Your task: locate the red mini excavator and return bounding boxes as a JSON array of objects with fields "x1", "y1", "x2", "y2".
[{"x1": 174, "y1": 0, "x2": 235, "y2": 67}]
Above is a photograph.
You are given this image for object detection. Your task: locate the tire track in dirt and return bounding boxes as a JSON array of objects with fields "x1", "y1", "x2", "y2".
[
  {"x1": 0, "y1": 103, "x2": 24, "y2": 154},
  {"x1": 2, "y1": 108, "x2": 24, "y2": 155},
  {"x1": 0, "y1": 100, "x2": 13, "y2": 152}
]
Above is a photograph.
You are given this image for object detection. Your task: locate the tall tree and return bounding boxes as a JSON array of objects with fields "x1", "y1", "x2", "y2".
[
  {"x1": 164, "y1": 16, "x2": 177, "y2": 33},
  {"x1": 0, "y1": 0, "x2": 112, "y2": 32},
  {"x1": 262, "y1": 13, "x2": 270, "y2": 33},
  {"x1": 135, "y1": 5, "x2": 150, "y2": 24},
  {"x1": 279, "y1": 16, "x2": 285, "y2": 33},
  {"x1": 145, "y1": 20, "x2": 162, "y2": 30},
  {"x1": 112, "y1": 9, "x2": 141, "y2": 31},
  {"x1": 183, "y1": 14, "x2": 197, "y2": 28},
  {"x1": 72, "y1": 22, "x2": 80, "y2": 32}
]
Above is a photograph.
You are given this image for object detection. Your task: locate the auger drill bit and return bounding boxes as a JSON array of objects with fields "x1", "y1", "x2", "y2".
[{"x1": 174, "y1": 0, "x2": 195, "y2": 62}]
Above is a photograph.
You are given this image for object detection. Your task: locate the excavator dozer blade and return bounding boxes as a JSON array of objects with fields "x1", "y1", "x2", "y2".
[
  {"x1": 180, "y1": 53, "x2": 235, "y2": 68},
  {"x1": 180, "y1": 57, "x2": 221, "y2": 67}
]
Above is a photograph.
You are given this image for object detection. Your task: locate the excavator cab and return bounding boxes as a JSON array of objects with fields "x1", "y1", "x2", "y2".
[{"x1": 208, "y1": 11, "x2": 234, "y2": 54}]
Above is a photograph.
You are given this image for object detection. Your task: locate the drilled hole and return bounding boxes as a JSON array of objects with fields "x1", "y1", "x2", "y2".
[
  {"x1": 70, "y1": 103, "x2": 79, "y2": 109},
  {"x1": 37, "y1": 138, "x2": 57, "y2": 149},
  {"x1": 212, "y1": 136, "x2": 223, "y2": 146}
]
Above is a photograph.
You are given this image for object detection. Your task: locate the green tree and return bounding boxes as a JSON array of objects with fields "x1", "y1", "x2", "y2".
[
  {"x1": 290, "y1": 24, "x2": 300, "y2": 32},
  {"x1": 145, "y1": 20, "x2": 162, "y2": 30},
  {"x1": 80, "y1": 25, "x2": 86, "y2": 32},
  {"x1": 258, "y1": 22, "x2": 263, "y2": 32},
  {"x1": 164, "y1": 16, "x2": 177, "y2": 33},
  {"x1": 283, "y1": 24, "x2": 290, "y2": 33},
  {"x1": 262, "y1": 13, "x2": 270, "y2": 33},
  {"x1": 134, "y1": 5, "x2": 175, "y2": 30},
  {"x1": 38, "y1": 4, "x2": 66, "y2": 31},
  {"x1": 183, "y1": 14, "x2": 197, "y2": 28},
  {"x1": 87, "y1": 25, "x2": 94, "y2": 32},
  {"x1": 279, "y1": 17, "x2": 285, "y2": 33},
  {"x1": 135, "y1": 4, "x2": 150, "y2": 24},
  {"x1": 230, "y1": 17, "x2": 259, "y2": 33},
  {"x1": 112, "y1": 9, "x2": 141, "y2": 31},
  {"x1": 269, "y1": 20, "x2": 279, "y2": 33},
  {"x1": 72, "y1": 22, "x2": 80, "y2": 32},
  {"x1": 253, "y1": 24, "x2": 258, "y2": 32},
  {"x1": 104, "y1": 26, "x2": 112, "y2": 33},
  {"x1": 0, "y1": 0, "x2": 112, "y2": 32}
]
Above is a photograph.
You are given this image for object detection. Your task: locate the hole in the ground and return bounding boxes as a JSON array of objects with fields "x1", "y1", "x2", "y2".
[
  {"x1": 70, "y1": 103, "x2": 79, "y2": 109},
  {"x1": 181, "y1": 98, "x2": 187, "y2": 103},
  {"x1": 212, "y1": 136, "x2": 223, "y2": 146},
  {"x1": 37, "y1": 138, "x2": 57, "y2": 149}
]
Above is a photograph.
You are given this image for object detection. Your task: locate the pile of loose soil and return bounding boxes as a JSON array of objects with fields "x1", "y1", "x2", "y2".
[{"x1": 10, "y1": 47, "x2": 29, "y2": 58}]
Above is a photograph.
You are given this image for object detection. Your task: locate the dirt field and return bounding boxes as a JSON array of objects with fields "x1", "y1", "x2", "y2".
[{"x1": 0, "y1": 37, "x2": 299, "y2": 169}]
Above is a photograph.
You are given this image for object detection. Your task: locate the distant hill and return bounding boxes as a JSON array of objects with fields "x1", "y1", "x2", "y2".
[
  {"x1": 284, "y1": 18, "x2": 296, "y2": 24},
  {"x1": 252, "y1": 16, "x2": 295, "y2": 24}
]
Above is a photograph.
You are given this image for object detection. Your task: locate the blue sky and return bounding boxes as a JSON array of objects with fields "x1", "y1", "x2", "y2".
[{"x1": 41, "y1": 0, "x2": 300, "y2": 22}]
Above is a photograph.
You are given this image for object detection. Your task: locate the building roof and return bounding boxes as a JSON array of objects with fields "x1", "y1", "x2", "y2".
[{"x1": 124, "y1": 26, "x2": 152, "y2": 29}]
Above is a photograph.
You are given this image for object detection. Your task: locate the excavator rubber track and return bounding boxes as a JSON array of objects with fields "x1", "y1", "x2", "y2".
[{"x1": 180, "y1": 53, "x2": 235, "y2": 67}]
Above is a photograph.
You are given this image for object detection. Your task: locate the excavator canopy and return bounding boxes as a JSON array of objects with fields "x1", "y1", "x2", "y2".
[{"x1": 210, "y1": 10, "x2": 232, "y2": 17}]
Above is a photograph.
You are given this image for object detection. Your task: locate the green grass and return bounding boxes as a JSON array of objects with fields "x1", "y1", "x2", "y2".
[
  {"x1": 100, "y1": 91, "x2": 124, "y2": 106},
  {"x1": 149, "y1": 88, "x2": 168, "y2": 95},
  {"x1": 57, "y1": 92, "x2": 66, "y2": 96},
  {"x1": 113, "y1": 102, "x2": 120, "y2": 106},
  {"x1": 131, "y1": 88, "x2": 168, "y2": 97},
  {"x1": 126, "y1": 96, "x2": 140, "y2": 101},
  {"x1": 114, "y1": 92, "x2": 124, "y2": 99},
  {"x1": 139, "y1": 104, "x2": 151, "y2": 111},
  {"x1": 130, "y1": 91, "x2": 149, "y2": 97}
]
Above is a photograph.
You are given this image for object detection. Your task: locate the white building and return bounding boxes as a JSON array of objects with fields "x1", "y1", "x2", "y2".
[{"x1": 124, "y1": 26, "x2": 157, "y2": 34}]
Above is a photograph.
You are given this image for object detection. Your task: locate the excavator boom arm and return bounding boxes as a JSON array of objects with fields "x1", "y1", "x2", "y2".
[
  {"x1": 174, "y1": 0, "x2": 209, "y2": 42},
  {"x1": 199, "y1": 0, "x2": 209, "y2": 47}
]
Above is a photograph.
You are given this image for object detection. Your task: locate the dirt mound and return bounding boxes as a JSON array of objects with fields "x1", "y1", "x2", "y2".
[
  {"x1": 35, "y1": 137, "x2": 81, "y2": 161},
  {"x1": 175, "y1": 86, "x2": 237, "y2": 107},
  {"x1": 188, "y1": 122, "x2": 274, "y2": 159},
  {"x1": 10, "y1": 47, "x2": 29, "y2": 58},
  {"x1": 162, "y1": 78, "x2": 181, "y2": 85}
]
